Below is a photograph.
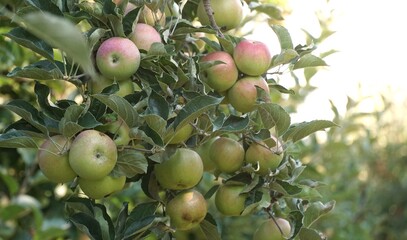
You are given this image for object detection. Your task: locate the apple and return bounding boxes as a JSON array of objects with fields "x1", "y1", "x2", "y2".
[
  {"x1": 233, "y1": 40, "x2": 272, "y2": 76},
  {"x1": 139, "y1": 6, "x2": 166, "y2": 26},
  {"x1": 166, "y1": 189, "x2": 207, "y2": 230},
  {"x1": 96, "y1": 37, "x2": 140, "y2": 81},
  {"x1": 88, "y1": 76, "x2": 135, "y2": 97},
  {"x1": 197, "y1": 0, "x2": 243, "y2": 31},
  {"x1": 245, "y1": 141, "x2": 284, "y2": 175},
  {"x1": 227, "y1": 76, "x2": 270, "y2": 113},
  {"x1": 69, "y1": 130, "x2": 118, "y2": 180},
  {"x1": 97, "y1": 117, "x2": 131, "y2": 146},
  {"x1": 195, "y1": 137, "x2": 219, "y2": 172},
  {"x1": 215, "y1": 183, "x2": 247, "y2": 216},
  {"x1": 253, "y1": 218, "x2": 291, "y2": 240},
  {"x1": 129, "y1": 23, "x2": 161, "y2": 52},
  {"x1": 154, "y1": 148, "x2": 203, "y2": 190},
  {"x1": 209, "y1": 137, "x2": 244, "y2": 173},
  {"x1": 200, "y1": 51, "x2": 238, "y2": 92},
  {"x1": 164, "y1": 123, "x2": 194, "y2": 145},
  {"x1": 37, "y1": 135, "x2": 77, "y2": 183},
  {"x1": 79, "y1": 175, "x2": 126, "y2": 199}
]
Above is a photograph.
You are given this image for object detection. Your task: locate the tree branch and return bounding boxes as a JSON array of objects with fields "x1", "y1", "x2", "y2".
[{"x1": 202, "y1": 0, "x2": 224, "y2": 38}]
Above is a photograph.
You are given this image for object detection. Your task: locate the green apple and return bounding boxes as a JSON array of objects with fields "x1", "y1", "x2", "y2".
[
  {"x1": 215, "y1": 183, "x2": 247, "y2": 216},
  {"x1": 245, "y1": 141, "x2": 284, "y2": 175},
  {"x1": 79, "y1": 175, "x2": 126, "y2": 199},
  {"x1": 253, "y1": 218, "x2": 291, "y2": 240},
  {"x1": 130, "y1": 23, "x2": 161, "y2": 51},
  {"x1": 96, "y1": 37, "x2": 140, "y2": 81},
  {"x1": 37, "y1": 135, "x2": 77, "y2": 183},
  {"x1": 98, "y1": 117, "x2": 131, "y2": 146},
  {"x1": 209, "y1": 137, "x2": 244, "y2": 173},
  {"x1": 154, "y1": 148, "x2": 203, "y2": 190},
  {"x1": 69, "y1": 130, "x2": 118, "y2": 180},
  {"x1": 195, "y1": 137, "x2": 219, "y2": 172},
  {"x1": 88, "y1": 76, "x2": 135, "y2": 97},
  {"x1": 164, "y1": 123, "x2": 194, "y2": 145},
  {"x1": 166, "y1": 189, "x2": 207, "y2": 230},
  {"x1": 233, "y1": 40, "x2": 272, "y2": 76},
  {"x1": 227, "y1": 76, "x2": 270, "y2": 113},
  {"x1": 200, "y1": 51, "x2": 238, "y2": 92},
  {"x1": 197, "y1": 0, "x2": 243, "y2": 31}
]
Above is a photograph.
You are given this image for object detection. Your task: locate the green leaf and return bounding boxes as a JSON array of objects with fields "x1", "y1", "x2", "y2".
[
  {"x1": 93, "y1": 204, "x2": 114, "y2": 240},
  {"x1": 143, "y1": 114, "x2": 166, "y2": 138},
  {"x1": 217, "y1": 115, "x2": 250, "y2": 133},
  {"x1": 299, "y1": 227, "x2": 324, "y2": 240},
  {"x1": 114, "y1": 203, "x2": 129, "y2": 240},
  {"x1": 19, "y1": 12, "x2": 96, "y2": 78},
  {"x1": 70, "y1": 212, "x2": 103, "y2": 240},
  {"x1": 58, "y1": 105, "x2": 85, "y2": 138},
  {"x1": 257, "y1": 103, "x2": 291, "y2": 134},
  {"x1": 25, "y1": 0, "x2": 64, "y2": 16},
  {"x1": 271, "y1": 49, "x2": 299, "y2": 67},
  {"x1": 147, "y1": 90, "x2": 169, "y2": 119},
  {"x1": 112, "y1": 149, "x2": 148, "y2": 178},
  {"x1": 7, "y1": 60, "x2": 64, "y2": 80},
  {"x1": 251, "y1": 4, "x2": 284, "y2": 20},
  {"x1": 173, "y1": 95, "x2": 223, "y2": 130},
  {"x1": 92, "y1": 94, "x2": 139, "y2": 128},
  {"x1": 34, "y1": 82, "x2": 65, "y2": 120},
  {"x1": 5, "y1": 100, "x2": 48, "y2": 134},
  {"x1": 0, "y1": 129, "x2": 43, "y2": 149},
  {"x1": 200, "y1": 214, "x2": 221, "y2": 240},
  {"x1": 0, "y1": 172, "x2": 19, "y2": 195},
  {"x1": 123, "y1": 7, "x2": 142, "y2": 36},
  {"x1": 124, "y1": 202, "x2": 160, "y2": 239},
  {"x1": 293, "y1": 54, "x2": 328, "y2": 70},
  {"x1": 303, "y1": 201, "x2": 336, "y2": 227},
  {"x1": 282, "y1": 120, "x2": 338, "y2": 143},
  {"x1": 271, "y1": 25, "x2": 293, "y2": 49},
  {"x1": 4, "y1": 27, "x2": 54, "y2": 60}
]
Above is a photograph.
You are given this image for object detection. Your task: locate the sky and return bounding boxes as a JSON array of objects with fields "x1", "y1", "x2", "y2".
[{"x1": 268, "y1": 0, "x2": 407, "y2": 122}]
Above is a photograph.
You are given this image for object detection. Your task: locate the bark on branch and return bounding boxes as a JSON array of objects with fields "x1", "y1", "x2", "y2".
[{"x1": 202, "y1": 0, "x2": 224, "y2": 38}]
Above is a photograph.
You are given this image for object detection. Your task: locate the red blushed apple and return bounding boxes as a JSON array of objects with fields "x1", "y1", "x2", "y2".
[
  {"x1": 200, "y1": 51, "x2": 238, "y2": 92},
  {"x1": 227, "y1": 76, "x2": 270, "y2": 113},
  {"x1": 233, "y1": 40, "x2": 272, "y2": 76},
  {"x1": 96, "y1": 37, "x2": 140, "y2": 81},
  {"x1": 129, "y1": 23, "x2": 161, "y2": 52}
]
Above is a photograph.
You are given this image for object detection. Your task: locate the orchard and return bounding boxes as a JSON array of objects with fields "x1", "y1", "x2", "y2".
[{"x1": 0, "y1": 0, "x2": 337, "y2": 239}]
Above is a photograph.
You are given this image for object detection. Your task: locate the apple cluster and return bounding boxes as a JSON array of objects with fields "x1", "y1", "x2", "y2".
[{"x1": 37, "y1": 128, "x2": 127, "y2": 199}]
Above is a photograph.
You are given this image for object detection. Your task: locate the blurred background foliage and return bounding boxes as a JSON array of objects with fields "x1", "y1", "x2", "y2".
[{"x1": 1, "y1": 0, "x2": 407, "y2": 239}]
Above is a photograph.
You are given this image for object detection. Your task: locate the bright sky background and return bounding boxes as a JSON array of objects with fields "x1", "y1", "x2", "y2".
[{"x1": 257, "y1": 0, "x2": 407, "y2": 122}]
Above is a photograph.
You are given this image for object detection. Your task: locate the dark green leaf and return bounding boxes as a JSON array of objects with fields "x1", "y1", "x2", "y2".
[
  {"x1": 293, "y1": 54, "x2": 328, "y2": 70},
  {"x1": 147, "y1": 90, "x2": 169, "y2": 119},
  {"x1": 25, "y1": 0, "x2": 63, "y2": 16},
  {"x1": 92, "y1": 94, "x2": 139, "y2": 128},
  {"x1": 34, "y1": 82, "x2": 64, "y2": 120},
  {"x1": 143, "y1": 114, "x2": 166, "y2": 138},
  {"x1": 70, "y1": 212, "x2": 103, "y2": 240},
  {"x1": 271, "y1": 25, "x2": 293, "y2": 49},
  {"x1": 0, "y1": 129, "x2": 43, "y2": 149},
  {"x1": 124, "y1": 202, "x2": 160, "y2": 239},
  {"x1": 282, "y1": 120, "x2": 338, "y2": 143},
  {"x1": 115, "y1": 203, "x2": 129, "y2": 240},
  {"x1": 257, "y1": 103, "x2": 291, "y2": 134},
  {"x1": 217, "y1": 115, "x2": 250, "y2": 133},
  {"x1": 93, "y1": 203, "x2": 115, "y2": 240},
  {"x1": 173, "y1": 95, "x2": 223, "y2": 130},
  {"x1": 303, "y1": 201, "x2": 335, "y2": 228},
  {"x1": 19, "y1": 12, "x2": 96, "y2": 78},
  {"x1": 204, "y1": 185, "x2": 219, "y2": 199},
  {"x1": 4, "y1": 27, "x2": 54, "y2": 60},
  {"x1": 123, "y1": 7, "x2": 142, "y2": 36},
  {"x1": 7, "y1": 60, "x2": 64, "y2": 80},
  {"x1": 5, "y1": 100, "x2": 48, "y2": 134},
  {"x1": 112, "y1": 149, "x2": 148, "y2": 178}
]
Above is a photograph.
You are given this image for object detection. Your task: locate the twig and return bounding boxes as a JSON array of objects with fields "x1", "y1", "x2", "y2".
[{"x1": 202, "y1": 0, "x2": 224, "y2": 38}]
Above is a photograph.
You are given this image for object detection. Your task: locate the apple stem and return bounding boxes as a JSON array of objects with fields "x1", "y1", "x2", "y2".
[{"x1": 202, "y1": 0, "x2": 224, "y2": 38}]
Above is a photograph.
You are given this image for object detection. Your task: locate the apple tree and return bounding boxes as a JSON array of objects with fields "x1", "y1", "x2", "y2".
[{"x1": 0, "y1": 0, "x2": 336, "y2": 239}]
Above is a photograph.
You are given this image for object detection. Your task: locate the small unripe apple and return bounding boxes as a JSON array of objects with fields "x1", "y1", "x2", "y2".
[
  {"x1": 164, "y1": 123, "x2": 194, "y2": 145},
  {"x1": 195, "y1": 137, "x2": 219, "y2": 172},
  {"x1": 166, "y1": 189, "x2": 207, "y2": 231},
  {"x1": 154, "y1": 148, "x2": 203, "y2": 190},
  {"x1": 97, "y1": 118, "x2": 131, "y2": 146},
  {"x1": 245, "y1": 141, "x2": 283, "y2": 175},
  {"x1": 200, "y1": 51, "x2": 238, "y2": 92},
  {"x1": 96, "y1": 37, "x2": 140, "y2": 81},
  {"x1": 197, "y1": 0, "x2": 243, "y2": 31},
  {"x1": 215, "y1": 183, "x2": 247, "y2": 216},
  {"x1": 69, "y1": 130, "x2": 118, "y2": 180},
  {"x1": 209, "y1": 137, "x2": 244, "y2": 173},
  {"x1": 37, "y1": 135, "x2": 77, "y2": 183},
  {"x1": 253, "y1": 218, "x2": 291, "y2": 240},
  {"x1": 233, "y1": 40, "x2": 272, "y2": 76},
  {"x1": 129, "y1": 23, "x2": 161, "y2": 51},
  {"x1": 88, "y1": 76, "x2": 135, "y2": 97},
  {"x1": 79, "y1": 175, "x2": 126, "y2": 199},
  {"x1": 227, "y1": 76, "x2": 270, "y2": 113}
]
